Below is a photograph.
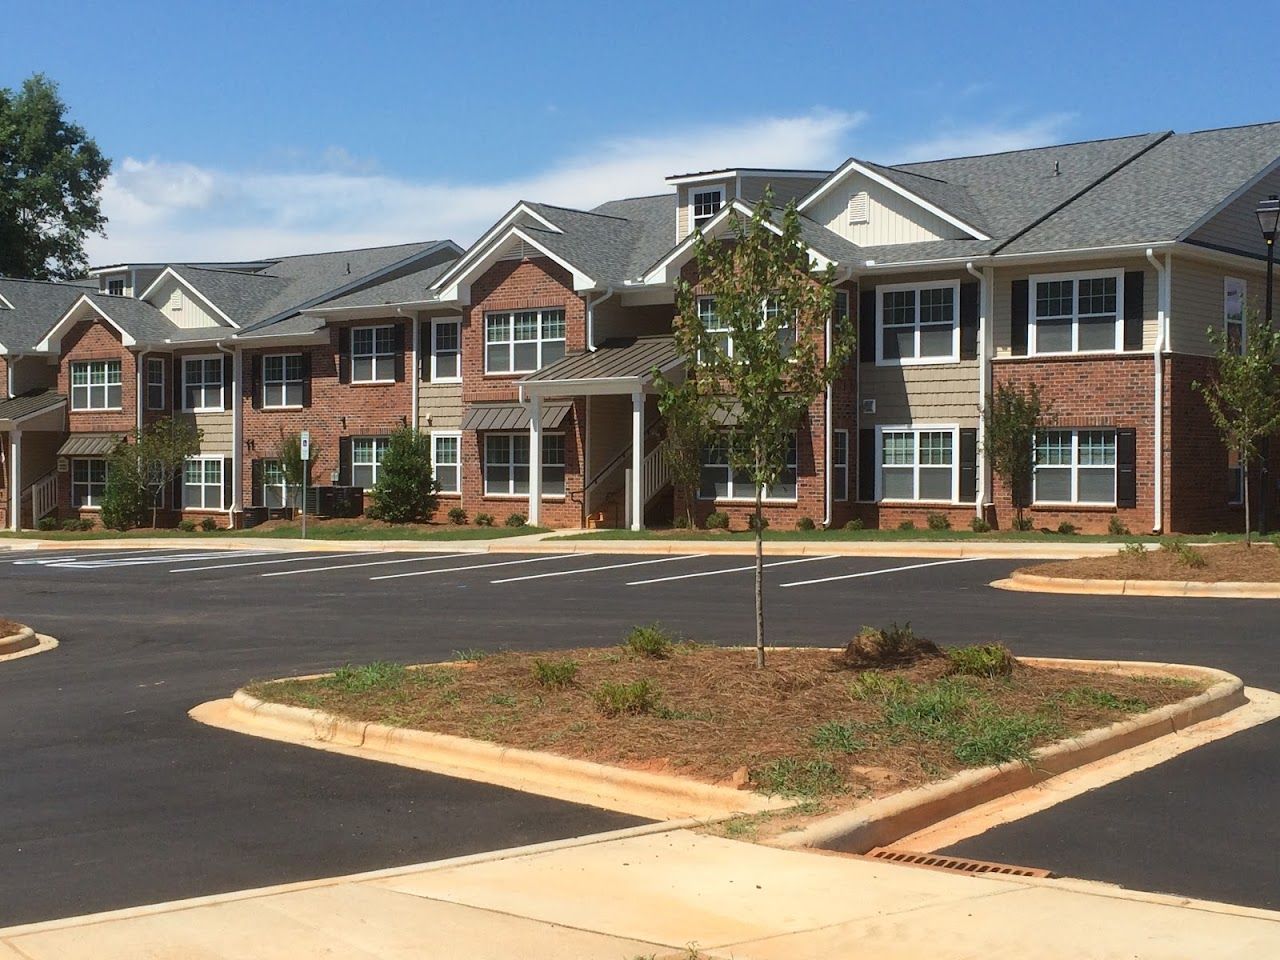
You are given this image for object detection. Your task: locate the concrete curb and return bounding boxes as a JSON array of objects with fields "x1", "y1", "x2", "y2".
[
  {"x1": 996, "y1": 571, "x2": 1280, "y2": 599},
  {"x1": 198, "y1": 689, "x2": 787, "y2": 821},
  {"x1": 772, "y1": 657, "x2": 1245, "y2": 853},
  {"x1": 0, "y1": 626, "x2": 37, "y2": 657},
  {"x1": 0, "y1": 631, "x2": 59, "y2": 663}
]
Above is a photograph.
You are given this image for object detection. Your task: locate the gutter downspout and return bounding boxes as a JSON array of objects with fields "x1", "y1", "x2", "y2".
[
  {"x1": 1146, "y1": 248, "x2": 1168, "y2": 534},
  {"x1": 585, "y1": 286, "x2": 616, "y2": 352},
  {"x1": 216, "y1": 342, "x2": 240, "y2": 521},
  {"x1": 826, "y1": 266, "x2": 855, "y2": 529},
  {"x1": 966, "y1": 262, "x2": 990, "y2": 518}
]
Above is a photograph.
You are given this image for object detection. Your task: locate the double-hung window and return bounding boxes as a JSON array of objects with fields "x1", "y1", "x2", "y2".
[
  {"x1": 1030, "y1": 270, "x2": 1122, "y2": 354},
  {"x1": 833, "y1": 429, "x2": 850, "y2": 501},
  {"x1": 145, "y1": 358, "x2": 165, "y2": 410},
  {"x1": 432, "y1": 433, "x2": 461, "y2": 494},
  {"x1": 878, "y1": 282, "x2": 959, "y2": 364},
  {"x1": 263, "y1": 354, "x2": 304, "y2": 408},
  {"x1": 484, "y1": 309, "x2": 565, "y2": 373},
  {"x1": 1034, "y1": 429, "x2": 1116, "y2": 504},
  {"x1": 260, "y1": 458, "x2": 290, "y2": 508},
  {"x1": 482, "y1": 433, "x2": 564, "y2": 496},
  {"x1": 698, "y1": 433, "x2": 798, "y2": 501},
  {"x1": 351, "y1": 437, "x2": 389, "y2": 489},
  {"x1": 1224, "y1": 277, "x2": 1246, "y2": 354},
  {"x1": 691, "y1": 187, "x2": 723, "y2": 230},
  {"x1": 106, "y1": 278, "x2": 125, "y2": 296},
  {"x1": 183, "y1": 356, "x2": 223, "y2": 411},
  {"x1": 71, "y1": 458, "x2": 108, "y2": 507},
  {"x1": 879, "y1": 427, "x2": 956, "y2": 501},
  {"x1": 183, "y1": 457, "x2": 223, "y2": 509},
  {"x1": 432, "y1": 319, "x2": 461, "y2": 381},
  {"x1": 697, "y1": 296, "x2": 795, "y2": 359},
  {"x1": 352, "y1": 326, "x2": 396, "y2": 383},
  {"x1": 70, "y1": 360, "x2": 122, "y2": 410}
]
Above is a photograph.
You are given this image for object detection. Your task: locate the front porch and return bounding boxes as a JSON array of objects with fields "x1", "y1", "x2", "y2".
[{"x1": 1, "y1": 389, "x2": 67, "y2": 532}]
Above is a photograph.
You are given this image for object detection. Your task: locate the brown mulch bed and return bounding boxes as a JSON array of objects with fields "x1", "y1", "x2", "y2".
[
  {"x1": 250, "y1": 517, "x2": 447, "y2": 533},
  {"x1": 250, "y1": 645, "x2": 1202, "y2": 800},
  {"x1": 1025, "y1": 542, "x2": 1280, "y2": 583},
  {"x1": 0, "y1": 619, "x2": 25, "y2": 636}
]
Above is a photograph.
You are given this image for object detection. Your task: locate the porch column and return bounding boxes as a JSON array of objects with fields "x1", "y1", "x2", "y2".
[
  {"x1": 528, "y1": 394, "x2": 542, "y2": 526},
  {"x1": 630, "y1": 390, "x2": 644, "y2": 531},
  {"x1": 9, "y1": 429, "x2": 21, "y2": 532}
]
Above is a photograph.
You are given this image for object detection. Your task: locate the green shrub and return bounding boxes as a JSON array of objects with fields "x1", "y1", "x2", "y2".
[
  {"x1": 100, "y1": 450, "x2": 147, "y2": 531},
  {"x1": 810, "y1": 720, "x2": 868, "y2": 754},
  {"x1": 1118, "y1": 542, "x2": 1148, "y2": 560},
  {"x1": 844, "y1": 517, "x2": 864, "y2": 531},
  {"x1": 367, "y1": 426, "x2": 438, "y2": 524},
  {"x1": 322, "y1": 661, "x2": 407, "y2": 693},
  {"x1": 946, "y1": 643, "x2": 1016, "y2": 678},
  {"x1": 970, "y1": 516, "x2": 992, "y2": 533},
  {"x1": 177, "y1": 519, "x2": 197, "y2": 532},
  {"x1": 475, "y1": 512, "x2": 495, "y2": 527},
  {"x1": 447, "y1": 506, "x2": 468, "y2": 525},
  {"x1": 795, "y1": 516, "x2": 816, "y2": 531},
  {"x1": 748, "y1": 514, "x2": 769, "y2": 531},
  {"x1": 1108, "y1": 515, "x2": 1130, "y2": 536},
  {"x1": 926, "y1": 512, "x2": 951, "y2": 531},
  {"x1": 623, "y1": 623, "x2": 676, "y2": 659},
  {"x1": 504, "y1": 512, "x2": 527, "y2": 528},
  {"x1": 704, "y1": 511, "x2": 729, "y2": 530},
  {"x1": 61, "y1": 517, "x2": 81, "y2": 531},
  {"x1": 1012, "y1": 516, "x2": 1034, "y2": 531},
  {"x1": 200, "y1": 517, "x2": 218, "y2": 532},
  {"x1": 36, "y1": 517, "x2": 59, "y2": 532},
  {"x1": 1056, "y1": 521, "x2": 1078, "y2": 535},
  {"x1": 592, "y1": 678, "x2": 661, "y2": 716},
  {"x1": 673, "y1": 514, "x2": 690, "y2": 528},
  {"x1": 897, "y1": 519, "x2": 916, "y2": 531},
  {"x1": 531, "y1": 657, "x2": 578, "y2": 689},
  {"x1": 751, "y1": 757, "x2": 844, "y2": 798}
]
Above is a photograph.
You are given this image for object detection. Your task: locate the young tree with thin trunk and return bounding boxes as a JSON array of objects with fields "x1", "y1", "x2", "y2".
[
  {"x1": 655, "y1": 374, "x2": 713, "y2": 528},
  {"x1": 133, "y1": 418, "x2": 202, "y2": 528},
  {"x1": 280, "y1": 432, "x2": 321, "y2": 512},
  {"x1": 1194, "y1": 308, "x2": 1280, "y2": 545},
  {"x1": 983, "y1": 382, "x2": 1048, "y2": 529},
  {"x1": 660, "y1": 191, "x2": 854, "y2": 668}
]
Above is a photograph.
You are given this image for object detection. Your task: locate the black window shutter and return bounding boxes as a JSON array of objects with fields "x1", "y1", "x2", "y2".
[
  {"x1": 420, "y1": 323, "x2": 431, "y2": 381},
  {"x1": 1116, "y1": 427, "x2": 1137, "y2": 508},
  {"x1": 959, "y1": 282, "x2": 979, "y2": 360},
  {"x1": 173, "y1": 356, "x2": 184, "y2": 409},
  {"x1": 858, "y1": 288, "x2": 876, "y2": 364},
  {"x1": 958, "y1": 428, "x2": 978, "y2": 502},
  {"x1": 250, "y1": 355, "x2": 262, "y2": 410},
  {"x1": 250, "y1": 458, "x2": 263, "y2": 507},
  {"x1": 300, "y1": 352, "x2": 312, "y2": 408},
  {"x1": 393, "y1": 322, "x2": 406, "y2": 382},
  {"x1": 1014, "y1": 468, "x2": 1033, "y2": 509},
  {"x1": 338, "y1": 328, "x2": 351, "y2": 384},
  {"x1": 1011, "y1": 279, "x2": 1029, "y2": 356},
  {"x1": 1123, "y1": 271, "x2": 1145, "y2": 351},
  {"x1": 172, "y1": 469, "x2": 184, "y2": 510},
  {"x1": 338, "y1": 437, "x2": 353, "y2": 487},
  {"x1": 222, "y1": 356, "x2": 233, "y2": 411},
  {"x1": 857, "y1": 428, "x2": 876, "y2": 501},
  {"x1": 223, "y1": 457, "x2": 234, "y2": 510}
]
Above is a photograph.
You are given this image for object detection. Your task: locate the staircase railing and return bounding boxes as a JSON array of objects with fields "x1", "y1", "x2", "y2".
[
  {"x1": 28, "y1": 471, "x2": 57, "y2": 522},
  {"x1": 641, "y1": 443, "x2": 670, "y2": 507}
]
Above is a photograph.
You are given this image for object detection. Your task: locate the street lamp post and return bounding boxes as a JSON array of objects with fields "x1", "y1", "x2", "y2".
[{"x1": 1253, "y1": 195, "x2": 1280, "y2": 535}]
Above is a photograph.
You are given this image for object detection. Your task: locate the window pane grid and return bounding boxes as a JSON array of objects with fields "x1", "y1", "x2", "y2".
[
  {"x1": 879, "y1": 428, "x2": 955, "y2": 502},
  {"x1": 70, "y1": 361, "x2": 123, "y2": 410},
  {"x1": 1034, "y1": 429, "x2": 1117, "y2": 504},
  {"x1": 698, "y1": 433, "x2": 797, "y2": 501},
  {"x1": 1033, "y1": 274, "x2": 1119, "y2": 354},
  {"x1": 879, "y1": 285, "x2": 956, "y2": 362}
]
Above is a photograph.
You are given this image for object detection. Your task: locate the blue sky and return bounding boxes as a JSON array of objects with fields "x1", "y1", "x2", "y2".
[{"x1": 4, "y1": 0, "x2": 1274, "y2": 263}]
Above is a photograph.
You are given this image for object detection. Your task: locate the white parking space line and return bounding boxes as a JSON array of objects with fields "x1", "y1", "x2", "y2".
[
  {"x1": 627, "y1": 554, "x2": 839, "y2": 586},
  {"x1": 54, "y1": 551, "x2": 276, "y2": 569},
  {"x1": 170, "y1": 551, "x2": 382, "y2": 573},
  {"x1": 779, "y1": 556, "x2": 986, "y2": 587},
  {"x1": 370, "y1": 553, "x2": 596, "y2": 582},
  {"x1": 490, "y1": 553, "x2": 708, "y2": 584},
  {"x1": 261, "y1": 552, "x2": 470, "y2": 578},
  {"x1": 13, "y1": 549, "x2": 168, "y2": 565}
]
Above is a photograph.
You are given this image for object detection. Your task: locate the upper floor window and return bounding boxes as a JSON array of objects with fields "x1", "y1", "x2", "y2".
[
  {"x1": 697, "y1": 296, "x2": 795, "y2": 360},
  {"x1": 1034, "y1": 429, "x2": 1115, "y2": 505},
  {"x1": 146, "y1": 357, "x2": 165, "y2": 411},
  {"x1": 263, "y1": 353, "x2": 304, "y2": 408},
  {"x1": 691, "y1": 188, "x2": 724, "y2": 230},
  {"x1": 1030, "y1": 270, "x2": 1121, "y2": 355},
  {"x1": 432, "y1": 319, "x2": 461, "y2": 381},
  {"x1": 1225, "y1": 277, "x2": 1246, "y2": 354},
  {"x1": 70, "y1": 360, "x2": 122, "y2": 410},
  {"x1": 106, "y1": 279, "x2": 125, "y2": 296},
  {"x1": 183, "y1": 356, "x2": 223, "y2": 411},
  {"x1": 878, "y1": 282, "x2": 959, "y2": 365},
  {"x1": 484, "y1": 309, "x2": 565, "y2": 374},
  {"x1": 352, "y1": 325, "x2": 396, "y2": 383},
  {"x1": 879, "y1": 427, "x2": 956, "y2": 502}
]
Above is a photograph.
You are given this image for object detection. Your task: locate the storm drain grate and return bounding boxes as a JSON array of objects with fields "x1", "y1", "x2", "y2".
[{"x1": 864, "y1": 847, "x2": 1054, "y2": 879}]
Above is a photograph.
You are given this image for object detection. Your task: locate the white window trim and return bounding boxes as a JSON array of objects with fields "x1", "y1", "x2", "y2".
[
  {"x1": 1224, "y1": 276, "x2": 1247, "y2": 354},
  {"x1": 875, "y1": 280, "x2": 962, "y2": 366},
  {"x1": 875, "y1": 424, "x2": 961, "y2": 504},
  {"x1": 183, "y1": 456, "x2": 224, "y2": 510},
  {"x1": 833, "y1": 428, "x2": 850, "y2": 502},
  {"x1": 262, "y1": 352, "x2": 304, "y2": 410},
  {"x1": 430, "y1": 318, "x2": 462, "y2": 383},
  {"x1": 351, "y1": 436, "x2": 390, "y2": 488},
  {"x1": 259, "y1": 458, "x2": 293, "y2": 509},
  {"x1": 697, "y1": 432, "x2": 799, "y2": 503},
  {"x1": 482, "y1": 309, "x2": 566, "y2": 375},
  {"x1": 1032, "y1": 428, "x2": 1118, "y2": 507},
  {"x1": 351, "y1": 324, "x2": 396, "y2": 384},
  {"x1": 70, "y1": 359, "x2": 124, "y2": 412},
  {"x1": 431, "y1": 430, "x2": 462, "y2": 494},
  {"x1": 482, "y1": 431, "x2": 566, "y2": 499},
  {"x1": 145, "y1": 357, "x2": 166, "y2": 411},
  {"x1": 690, "y1": 185, "x2": 726, "y2": 232},
  {"x1": 1028, "y1": 269, "x2": 1124, "y2": 357},
  {"x1": 71, "y1": 457, "x2": 108, "y2": 510},
  {"x1": 181, "y1": 353, "x2": 225, "y2": 413}
]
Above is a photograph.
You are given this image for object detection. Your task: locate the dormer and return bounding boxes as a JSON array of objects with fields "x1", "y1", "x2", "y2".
[
  {"x1": 137, "y1": 267, "x2": 238, "y2": 330},
  {"x1": 667, "y1": 169, "x2": 830, "y2": 243}
]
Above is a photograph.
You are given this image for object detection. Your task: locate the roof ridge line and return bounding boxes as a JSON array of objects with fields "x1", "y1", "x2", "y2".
[
  {"x1": 860, "y1": 158, "x2": 950, "y2": 184},
  {"x1": 526, "y1": 201, "x2": 632, "y2": 223},
  {"x1": 896, "y1": 130, "x2": 1171, "y2": 168}
]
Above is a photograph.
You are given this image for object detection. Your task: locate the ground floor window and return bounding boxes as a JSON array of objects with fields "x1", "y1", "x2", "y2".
[
  {"x1": 432, "y1": 433, "x2": 460, "y2": 494},
  {"x1": 71, "y1": 458, "x2": 108, "y2": 508},
  {"x1": 833, "y1": 429, "x2": 849, "y2": 501},
  {"x1": 698, "y1": 433, "x2": 798, "y2": 501},
  {"x1": 184, "y1": 458, "x2": 223, "y2": 509},
  {"x1": 483, "y1": 433, "x2": 565, "y2": 496},
  {"x1": 1034, "y1": 429, "x2": 1116, "y2": 505},
  {"x1": 879, "y1": 427, "x2": 955, "y2": 501},
  {"x1": 260, "y1": 458, "x2": 290, "y2": 508},
  {"x1": 352, "y1": 437, "x2": 389, "y2": 489}
]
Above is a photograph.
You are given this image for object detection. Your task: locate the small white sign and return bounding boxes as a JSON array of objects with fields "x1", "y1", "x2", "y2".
[{"x1": 300, "y1": 430, "x2": 311, "y2": 461}]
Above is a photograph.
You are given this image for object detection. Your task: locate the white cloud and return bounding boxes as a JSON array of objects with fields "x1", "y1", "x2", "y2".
[
  {"x1": 890, "y1": 113, "x2": 1077, "y2": 164},
  {"x1": 88, "y1": 109, "x2": 865, "y2": 264}
]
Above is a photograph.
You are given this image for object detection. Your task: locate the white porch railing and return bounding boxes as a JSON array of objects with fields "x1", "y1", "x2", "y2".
[
  {"x1": 29, "y1": 471, "x2": 57, "y2": 521},
  {"x1": 642, "y1": 443, "x2": 670, "y2": 507}
]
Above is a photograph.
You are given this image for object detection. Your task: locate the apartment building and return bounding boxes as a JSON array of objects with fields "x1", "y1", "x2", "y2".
[{"x1": 3, "y1": 120, "x2": 1280, "y2": 534}]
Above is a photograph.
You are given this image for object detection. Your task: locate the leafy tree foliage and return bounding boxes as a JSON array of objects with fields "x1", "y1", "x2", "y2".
[
  {"x1": 983, "y1": 382, "x2": 1048, "y2": 527},
  {"x1": 135, "y1": 418, "x2": 202, "y2": 528},
  {"x1": 100, "y1": 446, "x2": 147, "y2": 531},
  {"x1": 368, "y1": 427, "x2": 438, "y2": 524},
  {"x1": 279, "y1": 432, "x2": 321, "y2": 510}
]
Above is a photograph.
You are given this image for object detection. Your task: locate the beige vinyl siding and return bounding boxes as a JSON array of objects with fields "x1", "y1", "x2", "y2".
[
  {"x1": 175, "y1": 410, "x2": 233, "y2": 454},
  {"x1": 809, "y1": 172, "x2": 967, "y2": 247},
  {"x1": 1170, "y1": 253, "x2": 1280, "y2": 357},
  {"x1": 1186, "y1": 164, "x2": 1280, "y2": 258},
  {"x1": 419, "y1": 382, "x2": 462, "y2": 430},
  {"x1": 860, "y1": 361, "x2": 981, "y2": 428},
  {"x1": 146, "y1": 276, "x2": 225, "y2": 329},
  {"x1": 677, "y1": 181, "x2": 732, "y2": 242}
]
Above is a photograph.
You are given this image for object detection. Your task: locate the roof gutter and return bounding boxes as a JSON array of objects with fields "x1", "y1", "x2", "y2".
[{"x1": 1146, "y1": 248, "x2": 1169, "y2": 534}]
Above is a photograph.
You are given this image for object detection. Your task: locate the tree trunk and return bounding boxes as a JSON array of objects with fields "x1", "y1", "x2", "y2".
[
  {"x1": 1244, "y1": 457, "x2": 1253, "y2": 547},
  {"x1": 754, "y1": 483, "x2": 765, "y2": 669}
]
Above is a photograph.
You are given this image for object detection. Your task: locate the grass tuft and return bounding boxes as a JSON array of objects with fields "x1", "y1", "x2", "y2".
[
  {"x1": 531, "y1": 657, "x2": 578, "y2": 689},
  {"x1": 1062, "y1": 686, "x2": 1149, "y2": 713},
  {"x1": 452, "y1": 647, "x2": 488, "y2": 662},
  {"x1": 751, "y1": 757, "x2": 845, "y2": 798},
  {"x1": 320, "y1": 661, "x2": 407, "y2": 694},
  {"x1": 592, "y1": 679, "x2": 661, "y2": 717},
  {"x1": 622, "y1": 623, "x2": 677, "y2": 659},
  {"x1": 945, "y1": 643, "x2": 1016, "y2": 679},
  {"x1": 810, "y1": 720, "x2": 869, "y2": 754}
]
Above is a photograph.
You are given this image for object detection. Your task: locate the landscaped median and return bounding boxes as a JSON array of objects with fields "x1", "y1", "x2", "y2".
[
  {"x1": 996, "y1": 541, "x2": 1280, "y2": 599},
  {"x1": 191, "y1": 626, "x2": 1245, "y2": 846},
  {"x1": 0, "y1": 619, "x2": 56, "y2": 662}
]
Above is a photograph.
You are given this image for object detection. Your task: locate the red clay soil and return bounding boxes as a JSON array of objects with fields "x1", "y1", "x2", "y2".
[{"x1": 1026, "y1": 542, "x2": 1280, "y2": 583}]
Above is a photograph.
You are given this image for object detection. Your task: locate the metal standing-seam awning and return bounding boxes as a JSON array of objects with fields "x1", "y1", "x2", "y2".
[
  {"x1": 56, "y1": 433, "x2": 126, "y2": 457},
  {"x1": 461, "y1": 401, "x2": 573, "y2": 432}
]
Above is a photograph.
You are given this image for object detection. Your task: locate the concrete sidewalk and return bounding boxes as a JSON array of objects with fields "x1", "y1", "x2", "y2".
[{"x1": 3, "y1": 825, "x2": 1274, "y2": 959}]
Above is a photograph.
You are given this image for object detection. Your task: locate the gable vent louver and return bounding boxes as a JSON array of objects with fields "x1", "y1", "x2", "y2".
[
  {"x1": 848, "y1": 191, "x2": 870, "y2": 225},
  {"x1": 500, "y1": 240, "x2": 539, "y2": 262}
]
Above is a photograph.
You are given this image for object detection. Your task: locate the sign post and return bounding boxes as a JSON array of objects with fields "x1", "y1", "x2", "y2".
[{"x1": 299, "y1": 430, "x2": 311, "y2": 541}]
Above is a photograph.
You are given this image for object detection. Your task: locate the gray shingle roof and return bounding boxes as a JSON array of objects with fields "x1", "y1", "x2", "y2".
[
  {"x1": 523, "y1": 335, "x2": 681, "y2": 383},
  {"x1": 317, "y1": 258, "x2": 458, "y2": 309},
  {"x1": 0, "y1": 388, "x2": 65, "y2": 423},
  {"x1": 589, "y1": 195, "x2": 678, "y2": 278},
  {"x1": 0, "y1": 278, "x2": 91, "y2": 351},
  {"x1": 80, "y1": 292, "x2": 178, "y2": 344},
  {"x1": 169, "y1": 266, "x2": 288, "y2": 325},
  {"x1": 857, "y1": 160, "x2": 991, "y2": 237}
]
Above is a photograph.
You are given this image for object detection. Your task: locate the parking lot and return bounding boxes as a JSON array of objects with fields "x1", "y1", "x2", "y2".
[{"x1": 2, "y1": 544, "x2": 1278, "y2": 923}]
